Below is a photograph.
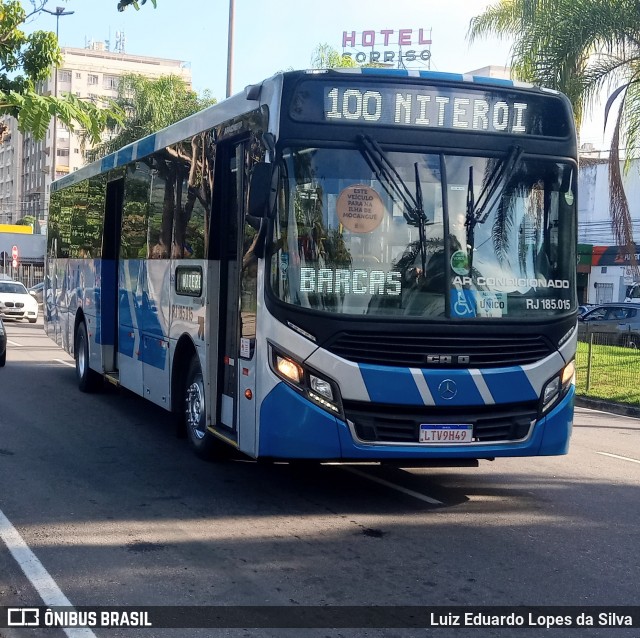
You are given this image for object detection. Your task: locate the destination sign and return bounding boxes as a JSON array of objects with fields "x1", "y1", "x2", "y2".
[{"x1": 289, "y1": 80, "x2": 571, "y2": 137}]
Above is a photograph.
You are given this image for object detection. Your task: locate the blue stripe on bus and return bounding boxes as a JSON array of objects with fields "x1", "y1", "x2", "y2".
[
  {"x1": 141, "y1": 335, "x2": 167, "y2": 369},
  {"x1": 259, "y1": 382, "x2": 342, "y2": 458},
  {"x1": 101, "y1": 155, "x2": 116, "y2": 171},
  {"x1": 117, "y1": 145, "x2": 134, "y2": 166},
  {"x1": 360, "y1": 68, "x2": 409, "y2": 76},
  {"x1": 421, "y1": 369, "x2": 485, "y2": 406},
  {"x1": 359, "y1": 364, "x2": 424, "y2": 404},
  {"x1": 481, "y1": 367, "x2": 538, "y2": 403},
  {"x1": 118, "y1": 325, "x2": 135, "y2": 358},
  {"x1": 359, "y1": 364, "x2": 539, "y2": 407},
  {"x1": 136, "y1": 134, "x2": 156, "y2": 158},
  {"x1": 471, "y1": 76, "x2": 516, "y2": 87}
]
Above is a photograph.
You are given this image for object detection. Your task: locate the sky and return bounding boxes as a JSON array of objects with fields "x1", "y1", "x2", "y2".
[
  {"x1": 24, "y1": 0, "x2": 514, "y2": 95},
  {"x1": 22, "y1": 0, "x2": 608, "y2": 148}
]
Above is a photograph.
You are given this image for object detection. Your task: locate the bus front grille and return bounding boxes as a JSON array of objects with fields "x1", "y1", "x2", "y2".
[
  {"x1": 344, "y1": 401, "x2": 538, "y2": 444},
  {"x1": 325, "y1": 332, "x2": 552, "y2": 368}
]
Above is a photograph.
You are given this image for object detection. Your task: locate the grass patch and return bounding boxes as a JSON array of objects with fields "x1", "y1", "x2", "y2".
[{"x1": 575, "y1": 340, "x2": 640, "y2": 406}]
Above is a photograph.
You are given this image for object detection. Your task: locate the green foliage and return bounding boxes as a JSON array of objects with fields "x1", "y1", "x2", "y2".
[
  {"x1": 468, "y1": 0, "x2": 640, "y2": 264},
  {"x1": 15, "y1": 214, "x2": 35, "y2": 227},
  {"x1": 311, "y1": 44, "x2": 358, "y2": 69},
  {"x1": 0, "y1": 0, "x2": 118, "y2": 142},
  {"x1": 88, "y1": 74, "x2": 216, "y2": 160},
  {"x1": 117, "y1": 0, "x2": 157, "y2": 11}
]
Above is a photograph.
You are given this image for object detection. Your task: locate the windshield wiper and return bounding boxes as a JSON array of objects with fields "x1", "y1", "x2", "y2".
[
  {"x1": 357, "y1": 134, "x2": 429, "y2": 276},
  {"x1": 465, "y1": 145, "x2": 523, "y2": 270}
]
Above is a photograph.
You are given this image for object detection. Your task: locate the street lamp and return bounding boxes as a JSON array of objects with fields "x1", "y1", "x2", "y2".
[
  {"x1": 42, "y1": 6, "x2": 75, "y2": 40},
  {"x1": 42, "y1": 6, "x2": 75, "y2": 185}
]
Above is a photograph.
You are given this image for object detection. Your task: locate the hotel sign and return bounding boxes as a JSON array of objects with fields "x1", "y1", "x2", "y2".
[{"x1": 341, "y1": 28, "x2": 432, "y2": 66}]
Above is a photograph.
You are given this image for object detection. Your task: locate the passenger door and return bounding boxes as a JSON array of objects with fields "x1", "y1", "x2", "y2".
[{"x1": 214, "y1": 138, "x2": 259, "y2": 453}]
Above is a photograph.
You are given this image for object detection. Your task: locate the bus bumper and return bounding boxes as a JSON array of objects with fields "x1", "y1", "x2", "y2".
[{"x1": 258, "y1": 382, "x2": 574, "y2": 460}]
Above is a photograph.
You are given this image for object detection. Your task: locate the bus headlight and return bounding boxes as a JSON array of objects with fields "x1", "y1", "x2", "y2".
[
  {"x1": 269, "y1": 344, "x2": 343, "y2": 417},
  {"x1": 275, "y1": 354, "x2": 303, "y2": 384},
  {"x1": 310, "y1": 375, "x2": 334, "y2": 401},
  {"x1": 540, "y1": 360, "x2": 575, "y2": 415}
]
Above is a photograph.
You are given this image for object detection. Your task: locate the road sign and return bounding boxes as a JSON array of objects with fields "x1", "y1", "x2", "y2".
[{"x1": 11, "y1": 245, "x2": 18, "y2": 260}]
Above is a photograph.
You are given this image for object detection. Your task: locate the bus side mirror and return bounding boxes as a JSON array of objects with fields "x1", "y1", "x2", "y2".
[{"x1": 247, "y1": 162, "x2": 277, "y2": 218}]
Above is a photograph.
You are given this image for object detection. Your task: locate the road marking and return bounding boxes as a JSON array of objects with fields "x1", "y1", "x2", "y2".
[
  {"x1": 7, "y1": 339, "x2": 22, "y2": 347},
  {"x1": 341, "y1": 466, "x2": 443, "y2": 505},
  {"x1": 0, "y1": 508, "x2": 97, "y2": 638},
  {"x1": 597, "y1": 451, "x2": 640, "y2": 465},
  {"x1": 55, "y1": 358, "x2": 75, "y2": 368}
]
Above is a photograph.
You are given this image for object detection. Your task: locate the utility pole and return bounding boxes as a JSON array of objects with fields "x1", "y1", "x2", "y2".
[
  {"x1": 226, "y1": 0, "x2": 235, "y2": 98},
  {"x1": 40, "y1": 6, "x2": 74, "y2": 237},
  {"x1": 42, "y1": 7, "x2": 75, "y2": 184}
]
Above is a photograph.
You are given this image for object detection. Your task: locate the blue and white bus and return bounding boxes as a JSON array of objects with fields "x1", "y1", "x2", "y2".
[{"x1": 45, "y1": 69, "x2": 578, "y2": 464}]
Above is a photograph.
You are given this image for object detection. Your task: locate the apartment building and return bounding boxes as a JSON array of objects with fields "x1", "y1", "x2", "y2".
[{"x1": 0, "y1": 43, "x2": 191, "y2": 231}]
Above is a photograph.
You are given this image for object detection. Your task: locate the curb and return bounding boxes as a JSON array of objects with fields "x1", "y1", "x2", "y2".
[{"x1": 575, "y1": 396, "x2": 640, "y2": 419}]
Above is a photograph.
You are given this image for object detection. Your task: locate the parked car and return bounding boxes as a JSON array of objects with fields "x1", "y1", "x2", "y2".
[
  {"x1": 0, "y1": 315, "x2": 6, "y2": 366},
  {"x1": 28, "y1": 281, "x2": 44, "y2": 305},
  {"x1": 577, "y1": 303, "x2": 640, "y2": 347},
  {"x1": 0, "y1": 280, "x2": 39, "y2": 323},
  {"x1": 578, "y1": 304, "x2": 595, "y2": 317}
]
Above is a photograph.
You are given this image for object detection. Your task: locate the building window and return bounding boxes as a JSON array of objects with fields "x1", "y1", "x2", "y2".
[
  {"x1": 103, "y1": 75, "x2": 119, "y2": 90},
  {"x1": 87, "y1": 74, "x2": 99, "y2": 85},
  {"x1": 75, "y1": 72, "x2": 82, "y2": 79},
  {"x1": 56, "y1": 148, "x2": 70, "y2": 157},
  {"x1": 58, "y1": 70, "x2": 72, "y2": 83}
]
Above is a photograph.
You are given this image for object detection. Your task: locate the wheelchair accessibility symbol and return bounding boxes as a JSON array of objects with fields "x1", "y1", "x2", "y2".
[{"x1": 451, "y1": 289, "x2": 476, "y2": 317}]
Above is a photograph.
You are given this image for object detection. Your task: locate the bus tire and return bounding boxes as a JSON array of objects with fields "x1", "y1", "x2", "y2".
[
  {"x1": 75, "y1": 321, "x2": 102, "y2": 393},
  {"x1": 183, "y1": 356, "x2": 222, "y2": 460}
]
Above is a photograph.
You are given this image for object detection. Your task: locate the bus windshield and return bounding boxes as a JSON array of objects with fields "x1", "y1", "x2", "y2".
[{"x1": 269, "y1": 146, "x2": 577, "y2": 320}]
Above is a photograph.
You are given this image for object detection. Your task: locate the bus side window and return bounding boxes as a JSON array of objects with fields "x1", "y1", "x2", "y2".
[
  {"x1": 121, "y1": 164, "x2": 151, "y2": 259},
  {"x1": 148, "y1": 157, "x2": 174, "y2": 259}
]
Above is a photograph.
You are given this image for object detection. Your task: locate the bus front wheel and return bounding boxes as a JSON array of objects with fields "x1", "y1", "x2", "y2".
[
  {"x1": 183, "y1": 356, "x2": 220, "y2": 460},
  {"x1": 75, "y1": 322, "x2": 101, "y2": 392}
]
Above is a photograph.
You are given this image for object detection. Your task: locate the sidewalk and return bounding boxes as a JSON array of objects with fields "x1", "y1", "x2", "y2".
[{"x1": 575, "y1": 396, "x2": 640, "y2": 418}]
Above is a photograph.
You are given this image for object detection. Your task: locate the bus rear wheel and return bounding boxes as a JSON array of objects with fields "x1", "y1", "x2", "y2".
[
  {"x1": 75, "y1": 321, "x2": 102, "y2": 392},
  {"x1": 183, "y1": 356, "x2": 222, "y2": 460}
]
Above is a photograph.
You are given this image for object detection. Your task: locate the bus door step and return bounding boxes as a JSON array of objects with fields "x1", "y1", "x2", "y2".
[{"x1": 104, "y1": 372, "x2": 120, "y2": 386}]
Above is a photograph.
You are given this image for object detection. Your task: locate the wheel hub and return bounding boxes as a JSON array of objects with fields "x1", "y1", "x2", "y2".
[{"x1": 186, "y1": 381, "x2": 205, "y2": 439}]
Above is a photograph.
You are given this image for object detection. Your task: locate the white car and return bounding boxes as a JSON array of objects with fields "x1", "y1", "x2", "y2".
[{"x1": 0, "y1": 280, "x2": 39, "y2": 323}]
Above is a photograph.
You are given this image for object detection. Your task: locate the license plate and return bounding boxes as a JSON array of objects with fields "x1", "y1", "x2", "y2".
[{"x1": 419, "y1": 424, "x2": 473, "y2": 444}]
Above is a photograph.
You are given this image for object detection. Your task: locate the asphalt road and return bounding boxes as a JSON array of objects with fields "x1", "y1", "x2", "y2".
[{"x1": 0, "y1": 318, "x2": 638, "y2": 638}]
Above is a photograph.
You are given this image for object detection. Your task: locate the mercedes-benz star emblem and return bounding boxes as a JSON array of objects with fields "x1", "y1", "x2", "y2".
[{"x1": 438, "y1": 379, "x2": 457, "y2": 400}]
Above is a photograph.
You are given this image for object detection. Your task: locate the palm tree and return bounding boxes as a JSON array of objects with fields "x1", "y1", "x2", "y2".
[
  {"x1": 468, "y1": 0, "x2": 640, "y2": 266},
  {"x1": 87, "y1": 74, "x2": 215, "y2": 159}
]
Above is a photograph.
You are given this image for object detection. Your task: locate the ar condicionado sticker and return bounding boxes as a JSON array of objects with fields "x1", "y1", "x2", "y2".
[{"x1": 336, "y1": 184, "x2": 385, "y2": 233}]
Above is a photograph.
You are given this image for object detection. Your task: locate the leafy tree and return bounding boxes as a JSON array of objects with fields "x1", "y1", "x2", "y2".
[
  {"x1": 87, "y1": 73, "x2": 216, "y2": 160},
  {"x1": 468, "y1": 0, "x2": 640, "y2": 263},
  {"x1": 15, "y1": 214, "x2": 36, "y2": 227},
  {"x1": 117, "y1": 0, "x2": 156, "y2": 11},
  {"x1": 0, "y1": 0, "x2": 116, "y2": 142},
  {"x1": 311, "y1": 44, "x2": 357, "y2": 69}
]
